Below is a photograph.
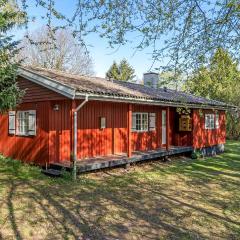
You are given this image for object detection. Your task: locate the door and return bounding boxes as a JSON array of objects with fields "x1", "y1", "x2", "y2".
[{"x1": 162, "y1": 110, "x2": 166, "y2": 145}]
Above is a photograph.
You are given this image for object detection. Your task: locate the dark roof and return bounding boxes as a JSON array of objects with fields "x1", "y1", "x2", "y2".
[{"x1": 20, "y1": 66, "x2": 230, "y2": 108}]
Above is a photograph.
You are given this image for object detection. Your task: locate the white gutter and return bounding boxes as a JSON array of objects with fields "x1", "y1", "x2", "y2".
[
  {"x1": 74, "y1": 93, "x2": 230, "y2": 111},
  {"x1": 72, "y1": 95, "x2": 89, "y2": 180}
]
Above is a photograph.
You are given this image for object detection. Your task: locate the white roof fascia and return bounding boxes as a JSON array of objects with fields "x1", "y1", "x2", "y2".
[
  {"x1": 74, "y1": 92, "x2": 228, "y2": 110},
  {"x1": 18, "y1": 68, "x2": 76, "y2": 99}
]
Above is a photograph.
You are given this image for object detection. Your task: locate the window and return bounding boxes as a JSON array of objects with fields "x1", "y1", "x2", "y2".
[
  {"x1": 132, "y1": 113, "x2": 148, "y2": 131},
  {"x1": 9, "y1": 110, "x2": 36, "y2": 136},
  {"x1": 215, "y1": 113, "x2": 219, "y2": 129},
  {"x1": 205, "y1": 114, "x2": 215, "y2": 129},
  {"x1": 17, "y1": 111, "x2": 29, "y2": 135}
]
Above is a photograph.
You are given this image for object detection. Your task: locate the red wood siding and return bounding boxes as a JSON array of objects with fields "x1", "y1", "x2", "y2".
[
  {"x1": 17, "y1": 76, "x2": 67, "y2": 102},
  {"x1": 131, "y1": 105, "x2": 159, "y2": 151},
  {"x1": 0, "y1": 102, "x2": 49, "y2": 165},
  {"x1": 77, "y1": 101, "x2": 128, "y2": 159},
  {"x1": 173, "y1": 111, "x2": 193, "y2": 147},
  {"x1": 174, "y1": 131, "x2": 192, "y2": 146},
  {"x1": 193, "y1": 109, "x2": 226, "y2": 149},
  {"x1": 46, "y1": 99, "x2": 191, "y2": 162},
  {"x1": 49, "y1": 100, "x2": 72, "y2": 163}
]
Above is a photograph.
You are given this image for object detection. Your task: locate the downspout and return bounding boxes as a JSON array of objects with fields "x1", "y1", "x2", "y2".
[{"x1": 72, "y1": 94, "x2": 89, "y2": 180}]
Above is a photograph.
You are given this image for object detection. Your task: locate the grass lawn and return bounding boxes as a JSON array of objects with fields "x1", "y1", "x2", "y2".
[{"x1": 0, "y1": 141, "x2": 240, "y2": 240}]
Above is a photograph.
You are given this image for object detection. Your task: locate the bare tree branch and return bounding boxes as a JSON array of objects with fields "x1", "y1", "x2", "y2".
[{"x1": 18, "y1": 27, "x2": 95, "y2": 76}]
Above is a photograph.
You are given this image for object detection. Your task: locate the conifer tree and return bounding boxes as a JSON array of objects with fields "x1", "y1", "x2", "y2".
[
  {"x1": 106, "y1": 59, "x2": 135, "y2": 82},
  {"x1": 185, "y1": 48, "x2": 240, "y2": 139},
  {"x1": 0, "y1": 0, "x2": 24, "y2": 111},
  {"x1": 106, "y1": 61, "x2": 120, "y2": 80}
]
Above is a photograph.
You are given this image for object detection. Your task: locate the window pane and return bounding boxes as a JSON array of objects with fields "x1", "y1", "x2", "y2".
[
  {"x1": 17, "y1": 111, "x2": 29, "y2": 135},
  {"x1": 132, "y1": 113, "x2": 148, "y2": 131}
]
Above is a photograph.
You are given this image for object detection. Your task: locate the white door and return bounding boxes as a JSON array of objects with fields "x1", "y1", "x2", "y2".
[{"x1": 162, "y1": 110, "x2": 166, "y2": 145}]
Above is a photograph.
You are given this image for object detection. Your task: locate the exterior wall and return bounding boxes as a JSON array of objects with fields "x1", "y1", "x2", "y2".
[
  {"x1": 0, "y1": 102, "x2": 50, "y2": 165},
  {"x1": 0, "y1": 77, "x2": 69, "y2": 165},
  {"x1": 17, "y1": 76, "x2": 67, "y2": 102},
  {"x1": 76, "y1": 101, "x2": 128, "y2": 159},
  {"x1": 76, "y1": 103, "x2": 190, "y2": 158},
  {"x1": 192, "y1": 109, "x2": 226, "y2": 149},
  {"x1": 173, "y1": 111, "x2": 193, "y2": 147},
  {"x1": 46, "y1": 101, "x2": 177, "y2": 162},
  {"x1": 48, "y1": 100, "x2": 72, "y2": 163},
  {"x1": 0, "y1": 97, "x2": 195, "y2": 165},
  {"x1": 131, "y1": 104, "x2": 159, "y2": 152}
]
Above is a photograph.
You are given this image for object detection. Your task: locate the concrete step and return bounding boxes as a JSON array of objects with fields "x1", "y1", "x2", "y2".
[
  {"x1": 41, "y1": 168, "x2": 63, "y2": 177},
  {"x1": 49, "y1": 162, "x2": 71, "y2": 171}
]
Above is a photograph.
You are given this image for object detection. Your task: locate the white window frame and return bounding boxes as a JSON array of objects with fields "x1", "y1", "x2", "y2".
[
  {"x1": 205, "y1": 114, "x2": 215, "y2": 130},
  {"x1": 132, "y1": 112, "x2": 149, "y2": 132},
  {"x1": 215, "y1": 113, "x2": 220, "y2": 129},
  {"x1": 16, "y1": 110, "x2": 36, "y2": 136},
  {"x1": 17, "y1": 111, "x2": 29, "y2": 136}
]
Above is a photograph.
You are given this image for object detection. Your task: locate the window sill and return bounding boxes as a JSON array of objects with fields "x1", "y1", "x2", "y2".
[{"x1": 15, "y1": 134, "x2": 36, "y2": 137}]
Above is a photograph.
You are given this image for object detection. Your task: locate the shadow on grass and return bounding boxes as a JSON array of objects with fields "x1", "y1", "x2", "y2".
[{"x1": 0, "y1": 140, "x2": 240, "y2": 239}]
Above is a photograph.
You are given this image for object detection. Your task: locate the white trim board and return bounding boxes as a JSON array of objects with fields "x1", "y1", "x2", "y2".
[{"x1": 18, "y1": 68, "x2": 76, "y2": 99}]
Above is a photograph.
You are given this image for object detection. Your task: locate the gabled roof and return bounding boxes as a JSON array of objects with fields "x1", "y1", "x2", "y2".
[{"x1": 18, "y1": 66, "x2": 232, "y2": 109}]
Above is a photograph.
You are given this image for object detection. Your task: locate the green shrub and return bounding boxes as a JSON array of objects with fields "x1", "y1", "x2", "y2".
[{"x1": 191, "y1": 150, "x2": 202, "y2": 159}]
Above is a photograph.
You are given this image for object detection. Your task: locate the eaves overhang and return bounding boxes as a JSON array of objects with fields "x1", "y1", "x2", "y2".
[
  {"x1": 18, "y1": 67, "x2": 76, "y2": 99},
  {"x1": 74, "y1": 92, "x2": 230, "y2": 110}
]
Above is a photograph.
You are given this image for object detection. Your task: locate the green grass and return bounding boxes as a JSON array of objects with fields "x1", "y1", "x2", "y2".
[{"x1": 0, "y1": 141, "x2": 240, "y2": 240}]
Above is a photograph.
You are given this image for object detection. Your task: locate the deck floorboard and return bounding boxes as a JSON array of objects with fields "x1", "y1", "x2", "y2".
[{"x1": 50, "y1": 146, "x2": 193, "y2": 173}]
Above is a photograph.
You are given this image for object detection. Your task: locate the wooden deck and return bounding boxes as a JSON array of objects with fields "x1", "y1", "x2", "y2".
[{"x1": 51, "y1": 146, "x2": 193, "y2": 173}]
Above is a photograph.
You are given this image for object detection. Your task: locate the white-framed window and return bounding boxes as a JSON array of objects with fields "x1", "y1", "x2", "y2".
[
  {"x1": 205, "y1": 114, "x2": 215, "y2": 130},
  {"x1": 215, "y1": 113, "x2": 220, "y2": 129},
  {"x1": 132, "y1": 112, "x2": 149, "y2": 132},
  {"x1": 9, "y1": 110, "x2": 36, "y2": 136},
  {"x1": 17, "y1": 111, "x2": 29, "y2": 135}
]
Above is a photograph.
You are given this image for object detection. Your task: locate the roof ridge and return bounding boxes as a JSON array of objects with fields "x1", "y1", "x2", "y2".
[
  {"x1": 22, "y1": 65, "x2": 174, "y2": 91},
  {"x1": 22, "y1": 65, "x2": 95, "y2": 79}
]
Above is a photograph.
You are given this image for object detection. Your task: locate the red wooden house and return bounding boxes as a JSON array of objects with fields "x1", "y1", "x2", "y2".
[{"x1": 0, "y1": 67, "x2": 229, "y2": 172}]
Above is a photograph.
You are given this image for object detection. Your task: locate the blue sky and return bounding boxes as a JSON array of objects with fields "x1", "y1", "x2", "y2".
[{"x1": 15, "y1": 0, "x2": 165, "y2": 79}]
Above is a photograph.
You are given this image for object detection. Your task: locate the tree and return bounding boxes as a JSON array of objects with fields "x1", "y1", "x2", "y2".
[
  {"x1": 106, "y1": 59, "x2": 136, "y2": 81},
  {"x1": 19, "y1": 27, "x2": 95, "y2": 75},
  {"x1": 158, "y1": 70, "x2": 184, "y2": 91},
  {"x1": 0, "y1": 0, "x2": 25, "y2": 112},
  {"x1": 185, "y1": 48, "x2": 240, "y2": 139},
  {"x1": 17, "y1": 0, "x2": 240, "y2": 74},
  {"x1": 118, "y1": 59, "x2": 136, "y2": 81},
  {"x1": 185, "y1": 49, "x2": 240, "y2": 104},
  {"x1": 106, "y1": 61, "x2": 119, "y2": 80}
]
